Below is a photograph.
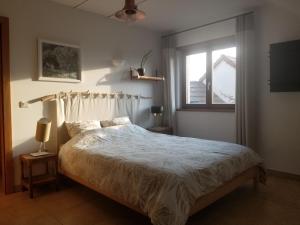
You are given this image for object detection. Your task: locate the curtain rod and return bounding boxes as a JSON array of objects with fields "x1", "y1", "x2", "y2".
[
  {"x1": 162, "y1": 11, "x2": 253, "y2": 39},
  {"x1": 19, "y1": 91, "x2": 152, "y2": 108}
]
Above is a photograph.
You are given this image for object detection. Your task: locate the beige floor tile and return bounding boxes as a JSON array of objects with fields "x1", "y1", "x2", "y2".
[
  {"x1": 53, "y1": 201, "x2": 105, "y2": 225},
  {"x1": 29, "y1": 215, "x2": 62, "y2": 225}
]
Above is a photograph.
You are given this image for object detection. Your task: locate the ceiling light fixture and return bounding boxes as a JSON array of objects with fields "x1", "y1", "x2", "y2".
[{"x1": 115, "y1": 0, "x2": 146, "y2": 22}]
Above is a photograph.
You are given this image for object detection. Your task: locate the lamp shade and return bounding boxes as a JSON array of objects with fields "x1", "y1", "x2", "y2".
[
  {"x1": 115, "y1": 0, "x2": 145, "y2": 22},
  {"x1": 151, "y1": 106, "x2": 163, "y2": 114},
  {"x1": 35, "y1": 118, "x2": 51, "y2": 143}
]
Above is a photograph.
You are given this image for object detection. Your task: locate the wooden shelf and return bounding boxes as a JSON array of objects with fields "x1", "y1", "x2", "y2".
[
  {"x1": 131, "y1": 75, "x2": 165, "y2": 81},
  {"x1": 22, "y1": 174, "x2": 57, "y2": 188},
  {"x1": 147, "y1": 126, "x2": 173, "y2": 134},
  {"x1": 130, "y1": 70, "x2": 164, "y2": 81}
]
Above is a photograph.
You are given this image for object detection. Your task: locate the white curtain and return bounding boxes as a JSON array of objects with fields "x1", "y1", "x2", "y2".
[
  {"x1": 162, "y1": 38, "x2": 180, "y2": 132},
  {"x1": 236, "y1": 13, "x2": 256, "y2": 147}
]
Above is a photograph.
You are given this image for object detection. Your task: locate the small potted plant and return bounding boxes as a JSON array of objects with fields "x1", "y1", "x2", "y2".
[{"x1": 137, "y1": 50, "x2": 152, "y2": 76}]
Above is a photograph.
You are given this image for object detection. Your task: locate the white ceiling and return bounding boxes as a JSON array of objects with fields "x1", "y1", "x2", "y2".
[{"x1": 49, "y1": 0, "x2": 265, "y2": 33}]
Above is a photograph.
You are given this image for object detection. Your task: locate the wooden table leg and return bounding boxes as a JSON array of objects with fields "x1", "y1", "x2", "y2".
[
  {"x1": 28, "y1": 162, "x2": 33, "y2": 198},
  {"x1": 54, "y1": 159, "x2": 59, "y2": 191},
  {"x1": 20, "y1": 160, "x2": 26, "y2": 192}
]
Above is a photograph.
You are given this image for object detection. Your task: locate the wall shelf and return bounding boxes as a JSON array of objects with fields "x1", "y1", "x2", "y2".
[
  {"x1": 130, "y1": 70, "x2": 164, "y2": 81},
  {"x1": 131, "y1": 75, "x2": 165, "y2": 81}
]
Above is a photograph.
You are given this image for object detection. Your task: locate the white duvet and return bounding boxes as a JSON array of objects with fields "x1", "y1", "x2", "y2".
[{"x1": 59, "y1": 124, "x2": 262, "y2": 225}]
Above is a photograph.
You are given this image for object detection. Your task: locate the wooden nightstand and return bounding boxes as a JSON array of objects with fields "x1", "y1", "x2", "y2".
[
  {"x1": 147, "y1": 126, "x2": 173, "y2": 135},
  {"x1": 20, "y1": 153, "x2": 58, "y2": 198}
]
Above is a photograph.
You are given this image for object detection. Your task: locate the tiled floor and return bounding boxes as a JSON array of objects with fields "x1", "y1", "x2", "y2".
[{"x1": 0, "y1": 175, "x2": 299, "y2": 225}]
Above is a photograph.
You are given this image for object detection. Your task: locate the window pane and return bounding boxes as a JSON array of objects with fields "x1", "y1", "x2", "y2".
[
  {"x1": 212, "y1": 47, "x2": 236, "y2": 104},
  {"x1": 186, "y1": 53, "x2": 207, "y2": 104}
]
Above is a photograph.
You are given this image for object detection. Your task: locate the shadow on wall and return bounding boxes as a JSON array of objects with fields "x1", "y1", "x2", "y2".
[
  {"x1": 96, "y1": 68, "x2": 130, "y2": 86},
  {"x1": 268, "y1": 0, "x2": 300, "y2": 19}
]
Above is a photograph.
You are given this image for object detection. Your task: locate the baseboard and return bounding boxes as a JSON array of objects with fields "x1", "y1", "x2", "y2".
[{"x1": 267, "y1": 169, "x2": 300, "y2": 181}]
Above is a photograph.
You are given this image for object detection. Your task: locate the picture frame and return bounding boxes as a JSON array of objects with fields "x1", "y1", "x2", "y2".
[{"x1": 38, "y1": 39, "x2": 82, "y2": 83}]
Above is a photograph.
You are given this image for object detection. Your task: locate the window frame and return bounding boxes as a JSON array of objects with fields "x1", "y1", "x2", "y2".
[{"x1": 181, "y1": 36, "x2": 237, "y2": 111}]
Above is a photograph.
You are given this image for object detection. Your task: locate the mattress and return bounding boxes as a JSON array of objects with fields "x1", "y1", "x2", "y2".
[{"x1": 59, "y1": 124, "x2": 262, "y2": 225}]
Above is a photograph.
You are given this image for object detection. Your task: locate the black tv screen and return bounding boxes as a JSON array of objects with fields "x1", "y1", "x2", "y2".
[{"x1": 270, "y1": 39, "x2": 300, "y2": 92}]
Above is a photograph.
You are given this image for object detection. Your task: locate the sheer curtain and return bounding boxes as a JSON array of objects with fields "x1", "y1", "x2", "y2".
[
  {"x1": 162, "y1": 38, "x2": 181, "y2": 133},
  {"x1": 236, "y1": 13, "x2": 256, "y2": 147}
]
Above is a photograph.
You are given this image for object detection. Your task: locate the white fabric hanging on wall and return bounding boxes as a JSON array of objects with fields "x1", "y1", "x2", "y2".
[
  {"x1": 64, "y1": 93, "x2": 140, "y2": 122},
  {"x1": 48, "y1": 94, "x2": 141, "y2": 152}
]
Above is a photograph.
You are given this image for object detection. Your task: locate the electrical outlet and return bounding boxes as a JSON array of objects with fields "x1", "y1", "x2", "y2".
[{"x1": 19, "y1": 101, "x2": 29, "y2": 108}]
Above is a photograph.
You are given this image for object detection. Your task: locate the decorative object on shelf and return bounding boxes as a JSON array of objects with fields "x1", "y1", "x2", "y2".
[
  {"x1": 137, "y1": 50, "x2": 152, "y2": 76},
  {"x1": 31, "y1": 118, "x2": 52, "y2": 157},
  {"x1": 137, "y1": 68, "x2": 145, "y2": 76},
  {"x1": 151, "y1": 106, "x2": 164, "y2": 117},
  {"x1": 115, "y1": 0, "x2": 146, "y2": 22},
  {"x1": 38, "y1": 39, "x2": 81, "y2": 83},
  {"x1": 131, "y1": 68, "x2": 140, "y2": 77}
]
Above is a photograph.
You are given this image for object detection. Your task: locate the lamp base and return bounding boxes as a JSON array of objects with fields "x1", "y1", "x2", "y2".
[{"x1": 30, "y1": 151, "x2": 50, "y2": 157}]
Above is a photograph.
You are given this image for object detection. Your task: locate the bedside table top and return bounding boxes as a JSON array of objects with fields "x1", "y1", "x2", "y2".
[
  {"x1": 148, "y1": 126, "x2": 172, "y2": 132},
  {"x1": 20, "y1": 153, "x2": 57, "y2": 161}
]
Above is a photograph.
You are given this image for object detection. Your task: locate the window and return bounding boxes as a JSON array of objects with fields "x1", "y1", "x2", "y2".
[{"x1": 182, "y1": 37, "x2": 236, "y2": 110}]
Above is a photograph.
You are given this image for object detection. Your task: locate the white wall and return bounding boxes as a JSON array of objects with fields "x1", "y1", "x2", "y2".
[
  {"x1": 256, "y1": 1, "x2": 300, "y2": 175},
  {"x1": 0, "y1": 0, "x2": 162, "y2": 185},
  {"x1": 177, "y1": 111, "x2": 236, "y2": 143},
  {"x1": 174, "y1": 19, "x2": 236, "y2": 47}
]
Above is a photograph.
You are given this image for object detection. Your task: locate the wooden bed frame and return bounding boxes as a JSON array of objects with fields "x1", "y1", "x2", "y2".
[
  {"x1": 52, "y1": 98, "x2": 261, "y2": 221},
  {"x1": 60, "y1": 165, "x2": 260, "y2": 218}
]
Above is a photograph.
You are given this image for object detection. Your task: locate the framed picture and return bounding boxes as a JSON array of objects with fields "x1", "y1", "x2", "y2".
[{"x1": 38, "y1": 39, "x2": 82, "y2": 83}]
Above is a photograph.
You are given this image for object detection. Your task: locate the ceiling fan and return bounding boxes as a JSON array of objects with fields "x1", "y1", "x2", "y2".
[{"x1": 115, "y1": 0, "x2": 146, "y2": 22}]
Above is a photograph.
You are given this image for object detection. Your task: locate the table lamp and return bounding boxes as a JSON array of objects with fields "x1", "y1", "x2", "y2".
[
  {"x1": 151, "y1": 106, "x2": 163, "y2": 117},
  {"x1": 30, "y1": 118, "x2": 52, "y2": 157},
  {"x1": 151, "y1": 106, "x2": 163, "y2": 127}
]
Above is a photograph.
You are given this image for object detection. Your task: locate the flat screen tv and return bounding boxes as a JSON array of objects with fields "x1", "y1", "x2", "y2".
[{"x1": 270, "y1": 39, "x2": 300, "y2": 92}]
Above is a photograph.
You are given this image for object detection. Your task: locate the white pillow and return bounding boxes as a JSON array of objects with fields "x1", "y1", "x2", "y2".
[
  {"x1": 65, "y1": 120, "x2": 101, "y2": 138},
  {"x1": 100, "y1": 116, "x2": 132, "y2": 128},
  {"x1": 100, "y1": 120, "x2": 115, "y2": 128},
  {"x1": 112, "y1": 116, "x2": 132, "y2": 125}
]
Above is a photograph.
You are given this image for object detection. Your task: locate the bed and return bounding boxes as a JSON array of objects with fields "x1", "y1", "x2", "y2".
[
  {"x1": 58, "y1": 124, "x2": 263, "y2": 225},
  {"x1": 46, "y1": 93, "x2": 264, "y2": 225}
]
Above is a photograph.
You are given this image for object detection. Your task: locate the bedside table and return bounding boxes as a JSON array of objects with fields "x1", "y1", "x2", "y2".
[
  {"x1": 20, "y1": 153, "x2": 58, "y2": 198},
  {"x1": 147, "y1": 126, "x2": 173, "y2": 135}
]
